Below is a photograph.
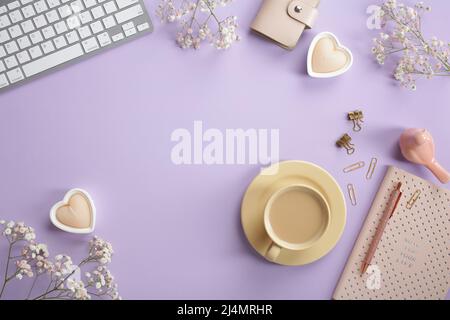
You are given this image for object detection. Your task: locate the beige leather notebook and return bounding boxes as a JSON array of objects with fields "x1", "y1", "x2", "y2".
[
  {"x1": 334, "y1": 166, "x2": 450, "y2": 300},
  {"x1": 251, "y1": 0, "x2": 320, "y2": 50}
]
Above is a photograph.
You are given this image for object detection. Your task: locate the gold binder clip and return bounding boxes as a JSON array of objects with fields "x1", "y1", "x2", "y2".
[
  {"x1": 337, "y1": 134, "x2": 355, "y2": 155},
  {"x1": 348, "y1": 110, "x2": 364, "y2": 132},
  {"x1": 406, "y1": 190, "x2": 421, "y2": 209}
]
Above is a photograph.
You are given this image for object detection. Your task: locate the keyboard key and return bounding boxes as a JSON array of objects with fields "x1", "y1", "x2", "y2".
[
  {"x1": 7, "y1": 1, "x2": 21, "y2": 10},
  {"x1": 21, "y1": 5, "x2": 36, "y2": 19},
  {"x1": 21, "y1": 0, "x2": 34, "y2": 5},
  {"x1": 67, "y1": 15, "x2": 80, "y2": 29},
  {"x1": 97, "y1": 31, "x2": 110, "y2": 46},
  {"x1": 5, "y1": 41, "x2": 19, "y2": 54},
  {"x1": 8, "y1": 25, "x2": 23, "y2": 38},
  {"x1": 42, "y1": 26, "x2": 56, "y2": 39},
  {"x1": 22, "y1": 43, "x2": 83, "y2": 77},
  {"x1": 102, "y1": 15, "x2": 115, "y2": 28},
  {"x1": 21, "y1": 20, "x2": 35, "y2": 33},
  {"x1": 0, "y1": 73, "x2": 9, "y2": 88},
  {"x1": 34, "y1": 0, "x2": 48, "y2": 14},
  {"x1": 9, "y1": 9, "x2": 23, "y2": 23},
  {"x1": 0, "y1": 30, "x2": 11, "y2": 44},
  {"x1": 91, "y1": 5, "x2": 105, "y2": 19},
  {"x1": 77, "y1": 25, "x2": 91, "y2": 38},
  {"x1": 4, "y1": 55, "x2": 18, "y2": 69},
  {"x1": 41, "y1": 40, "x2": 55, "y2": 54},
  {"x1": 79, "y1": 10, "x2": 92, "y2": 24},
  {"x1": 0, "y1": 7, "x2": 6, "y2": 15},
  {"x1": 58, "y1": 5, "x2": 72, "y2": 18},
  {"x1": 81, "y1": 36, "x2": 98, "y2": 52},
  {"x1": 53, "y1": 35, "x2": 67, "y2": 49},
  {"x1": 137, "y1": 22, "x2": 149, "y2": 32},
  {"x1": 30, "y1": 31, "x2": 44, "y2": 44},
  {"x1": 116, "y1": 0, "x2": 137, "y2": 10},
  {"x1": 33, "y1": 14, "x2": 47, "y2": 28},
  {"x1": 65, "y1": 30, "x2": 79, "y2": 43},
  {"x1": 45, "y1": 9, "x2": 59, "y2": 23},
  {"x1": 29, "y1": 45, "x2": 43, "y2": 58},
  {"x1": 0, "y1": 46, "x2": 6, "y2": 57},
  {"x1": 47, "y1": 0, "x2": 61, "y2": 8},
  {"x1": 122, "y1": 21, "x2": 133, "y2": 31},
  {"x1": 16, "y1": 50, "x2": 31, "y2": 64},
  {"x1": 0, "y1": 60, "x2": 5, "y2": 72},
  {"x1": 17, "y1": 35, "x2": 31, "y2": 49},
  {"x1": 71, "y1": 0, "x2": 84, "y2": 12},
  {"x1": 0, "y1": 15, "x2": 11, "y2": 28},
  {"x1": 124, "y1": 27, "x2": 136, "y2": 37},
  {"x1": 54, "y1": 21, "x2": 68, "y2": 34},
  {"x1": 111, "y1": 32, "x2": 123, "y2": 42},
  {"x1": 83, "y1": 0, "x2": 96, "y2": 8},
  {"x1": 103, "y1": 1, "x2": 117, "y2": 14},
  {"x1": 7, "y1": 67, "x2": 25, "y2": 83},
  {"x1": 115, "y1": 4, "x2": 143, "y2": 24},
  {"x1": 90, "y1": 20, "x2": 103, "y2": 34}
]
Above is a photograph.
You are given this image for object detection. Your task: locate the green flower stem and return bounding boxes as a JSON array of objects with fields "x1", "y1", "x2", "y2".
[{"x1": 0, "y1": 242, "x2": 13, "y2": 298}]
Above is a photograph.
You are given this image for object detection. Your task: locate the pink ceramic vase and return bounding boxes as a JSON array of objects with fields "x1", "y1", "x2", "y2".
[{"x1": 399, "y1": 128, "x2": 450, "y2": 184}]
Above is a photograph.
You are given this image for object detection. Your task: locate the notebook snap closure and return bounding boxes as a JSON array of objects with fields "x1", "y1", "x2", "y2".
[{"x1": 287, "y1": 1, "x2": 318, "y2": 30}]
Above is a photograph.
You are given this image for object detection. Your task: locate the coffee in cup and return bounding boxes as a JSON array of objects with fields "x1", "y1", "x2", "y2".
[{"x1": 264, "y1": 184, "x2": 330, "y2": 261}]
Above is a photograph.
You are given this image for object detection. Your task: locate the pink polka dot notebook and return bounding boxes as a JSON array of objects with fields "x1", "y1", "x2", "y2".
[{"x1": 333, "y1": 166, "x2": 450, "y2": 300}]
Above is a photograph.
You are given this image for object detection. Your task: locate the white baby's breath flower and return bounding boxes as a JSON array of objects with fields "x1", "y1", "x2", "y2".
[
  {"x1": 1, "y1": 220, "x2": 120, "y2": 300},
  {"x1": 373, "y1": 1, "x2": 449, "y2": 89},
  {"x1": 157, "y1": 0, "x2": 239, "y2": 50}
]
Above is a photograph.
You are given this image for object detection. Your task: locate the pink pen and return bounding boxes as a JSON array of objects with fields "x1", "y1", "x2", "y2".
[{"x1": 361, "y1": 182, "x2": 403, "y2": 274}]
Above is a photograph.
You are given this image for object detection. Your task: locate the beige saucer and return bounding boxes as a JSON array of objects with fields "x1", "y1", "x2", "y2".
[{"x1": 241, "y1": 161, "x2": 346, "y2": 266}]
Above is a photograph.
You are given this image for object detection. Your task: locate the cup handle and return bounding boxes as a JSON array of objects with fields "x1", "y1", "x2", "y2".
[{"x1": 265, "y1": 242, "x2": 282, "y2": 262}]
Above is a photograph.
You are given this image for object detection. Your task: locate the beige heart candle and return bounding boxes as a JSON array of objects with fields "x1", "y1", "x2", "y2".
[
  {"x1": 50, "y1": 189, "x2": 96, "y2": 234},
  {"x1": 307, "y1": 32, "x2": 353, "y2": 78}
]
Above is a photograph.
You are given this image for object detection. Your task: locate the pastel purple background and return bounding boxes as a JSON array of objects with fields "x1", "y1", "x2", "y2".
[{"x1": 0, "y1": 0, "x2": 449, "y2": 299}]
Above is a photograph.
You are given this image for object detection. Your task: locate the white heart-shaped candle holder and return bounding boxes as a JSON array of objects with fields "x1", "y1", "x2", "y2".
[
  {"x1": 50, "y1": 188, "x2": 96, "y2": 234},
  {"x1": 307, "y1": 32, "x2": 353, "y2": 78}
]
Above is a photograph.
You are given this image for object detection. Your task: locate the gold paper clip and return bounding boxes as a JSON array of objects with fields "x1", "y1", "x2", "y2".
[
  {"x1": 343, "y1": 161, "x2": 365, "y2": 173},
  {"x1": 406, "y1": 190, "x2": 421, "y2": 209},
  {"x1": 337, "y1": 134, "x2": 355, "y2": 155},
  {"x1": 366, "y1": 157, "x2": 378, "y2": 180},
  {"x1": 347, "y1": 184, "x2": 357, "y2": 206},
  {"x1": 348, "y1": 110, "x2": 364, "y2": 132}
]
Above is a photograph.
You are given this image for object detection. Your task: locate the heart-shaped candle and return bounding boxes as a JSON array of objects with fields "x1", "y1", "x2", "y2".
[
  {"x1": 307, "y1": 32, "x2": 353, "y2": 78},
  {"x1": 50, "y1": 189, "x2": 96, "y2": 234}
]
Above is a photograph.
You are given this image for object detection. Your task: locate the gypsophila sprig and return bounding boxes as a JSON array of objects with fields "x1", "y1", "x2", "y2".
[
  {"x1": 372, "y1": 0, "x2": 450, "y2": 90},
  {"x1": 156, "y1": 0, "x2": 240, "y2": 50},
  {"x1": 0, "y1": 219, "x2": 121, "y2": 300}
]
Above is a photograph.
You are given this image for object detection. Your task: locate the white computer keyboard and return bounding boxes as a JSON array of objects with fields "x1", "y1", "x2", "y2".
[{"x1": 0, "y1": 0, "x2": 152, "y2": 92}]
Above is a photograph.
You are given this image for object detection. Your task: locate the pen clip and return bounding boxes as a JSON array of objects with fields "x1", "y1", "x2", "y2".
[{"x1": 389, "y1": 185, "x2": 403, "y2": 219}]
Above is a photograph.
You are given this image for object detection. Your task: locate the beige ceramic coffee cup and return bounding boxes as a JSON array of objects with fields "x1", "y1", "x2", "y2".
[{"x1": 264, "y1": 184, "x2": 331, "y2": 262}]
